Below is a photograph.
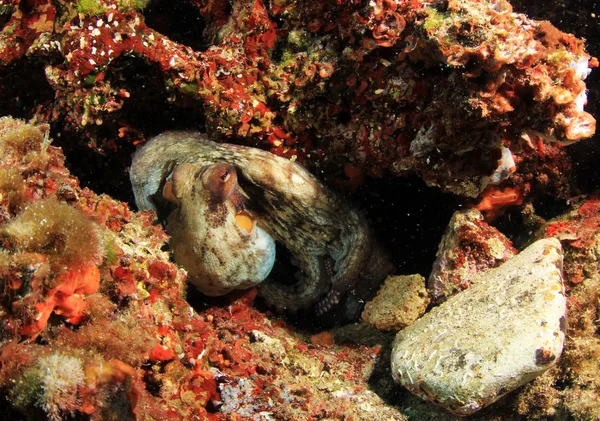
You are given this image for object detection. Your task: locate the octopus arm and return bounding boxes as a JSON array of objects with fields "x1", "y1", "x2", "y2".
[{"x1": 258, "y1": 254, "x2": 331, "y2": 312}]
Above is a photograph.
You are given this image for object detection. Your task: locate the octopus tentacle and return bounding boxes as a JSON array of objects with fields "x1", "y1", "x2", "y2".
[{"x1": 259, "y1": 255, "x2": 330, "y2": 312}]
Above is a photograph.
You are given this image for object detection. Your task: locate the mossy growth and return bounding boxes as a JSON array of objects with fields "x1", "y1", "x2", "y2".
[
  {"x1": 423, "y1": 8, "x2": 449, "y2": 32},
  {"x1": 547, "y1": 48, "x2": 574, "y2": 65},
  {"x1": 2, "y1": 199, "x2": 104, "y2": 269},
  {"x1": 0, "y1": 117, "x2": 48, "y2": 160},
  {"x1": 116, "y1": 0, "x2": 151, "y2": 12},
  {"x1": 0, "y1": 167, "x2": 25, "y2": 211},
  {"x1": 0, "y1": 4, "x2": 14, "y2": 15},
  {"x1": 278, "y1": 49, "x2": 296, "y2": 67},
  {"x1": 179, "y1": 82, "x2": 200, "y2": 97},
  {"x1": 75, "y1": 0, "x2": 106, "y2": 16},
  {"x1": 287, "y1": 30, "x2": 310, "y2": 49},
  {"x1": 103, "y1": 232, "x2": 119, "y2": 265},
  {"x1": 10, "y1": 353, "x2": 85, "y2": 421}
]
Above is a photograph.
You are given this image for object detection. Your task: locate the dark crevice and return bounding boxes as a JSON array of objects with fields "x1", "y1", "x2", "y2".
[
  {"x1": 144, "y1": 0, "x2": 209, "y2": 52},
  {"x1": 532, "y1": 195, "x2": 570, "y2": 220},
  {"x1": 52, "y1": 57, "x2": 205, "y2": 206},
  {"x1": 354, "y1": 175, "x2": 459, "y2": 276},
  {"x1": 0, "y1": 7, "x2": 13, "y2": 29},
  {"x1": 107, "y1": 57, "x2": 206, "y2": 137},
  {"x1": 0, "y1": 59, "x2": 55, "y2": 120}
]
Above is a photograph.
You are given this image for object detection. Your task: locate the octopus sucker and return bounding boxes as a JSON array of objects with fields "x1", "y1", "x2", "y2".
[{"x1": 130, "y1": 131, "x2": 393, "y2": 315}]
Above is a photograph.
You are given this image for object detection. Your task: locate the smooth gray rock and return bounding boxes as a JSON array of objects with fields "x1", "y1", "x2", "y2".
[{"x1": 391, "y1": 238, "x2": 567, "y2": 416}]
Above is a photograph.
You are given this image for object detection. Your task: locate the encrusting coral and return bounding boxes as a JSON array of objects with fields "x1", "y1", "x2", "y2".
[{"x1": 10, "y1": 352, "x2": 86, "y2": 421}]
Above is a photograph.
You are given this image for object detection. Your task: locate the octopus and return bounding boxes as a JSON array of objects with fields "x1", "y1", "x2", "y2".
[
  {"x1": 130, "y1": 131, "x2": 393, "y2": 315},
  {"x1": 163, "y1": 162, "x2": 276, "y2": 296}
]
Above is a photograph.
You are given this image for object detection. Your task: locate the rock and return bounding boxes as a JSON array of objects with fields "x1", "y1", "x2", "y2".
[
  {"x1": 428, "y1": 209, "x2": 517, "y2": 303},
  {"x1": 361, "y1": 274, "x2": 430, "y2": 331},
  {"x1": 391, "y1": 238, "x2": 567, "y2": 416}
]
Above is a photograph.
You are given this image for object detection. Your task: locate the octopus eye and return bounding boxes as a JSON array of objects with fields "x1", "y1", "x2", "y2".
[
  {"x1": 220, "y1": 170, "x2": 231, "y2": 183},
  {"x1": 205, "y1": 163, "x2": 237, "y2": 202}
]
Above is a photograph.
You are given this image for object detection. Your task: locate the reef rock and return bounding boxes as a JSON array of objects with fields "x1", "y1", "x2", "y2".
[
  {"x1": 361, "y1": 274, "x2": 430, "y2": 331},
  {"x1": 543, "y1": 197, "x2": 600, "y2": 287},
  {"x1": 391, "y1": 238, "x2": 567, "y2": 416},
  {"x1": 0, "y1": 0, "x2": 596, "y2": 205},
  {"x1": 428, "y1": 208, "x2": 517, "y2": 303}
]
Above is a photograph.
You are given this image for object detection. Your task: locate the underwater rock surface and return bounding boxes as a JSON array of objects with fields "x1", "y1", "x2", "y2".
[
  {"x1": 0, "y1": 0, "x2": 596, "y2": 206},
  {"x1": 0, "y1": 0, "x2": 599, "y2": 418},
  {"x1": 361, "y1": 274, "x2": 429, "y2": 331},
  {"x1": 0, "y1": 117, "x2": 407, "y2": 420},
  {"x1": 428, "y1": 208, "x2": 517, "y2": 303},
  {"x1": 391, "y1": 238, "x2": 566, "y2": 416}
]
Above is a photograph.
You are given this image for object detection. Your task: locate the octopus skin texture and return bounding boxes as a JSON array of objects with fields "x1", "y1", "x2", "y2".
[
  {"x1": 130, "y1": 131, "x2": 393, "y2": 315},
  {"x1": 164, "y1": 162, "x2": 276, "y2": 296}
]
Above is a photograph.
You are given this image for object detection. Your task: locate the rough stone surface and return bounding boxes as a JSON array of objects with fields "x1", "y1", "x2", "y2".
[
  {"x1": 361, "y1": 274, "x2": 430, "y2": 331},
  {"x1": 428, "y1": 209, "x2": 517, "y2": 303},
  {"x1": 391, "y1": 238, "x2": 567, "y2": 416}
]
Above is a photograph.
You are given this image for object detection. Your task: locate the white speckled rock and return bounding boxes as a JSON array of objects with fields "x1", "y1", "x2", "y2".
[{"x1": 391, "y1": 238, "x2": 567, "y2": 416}]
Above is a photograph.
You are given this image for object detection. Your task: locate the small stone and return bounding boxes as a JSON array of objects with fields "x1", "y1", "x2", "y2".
[
  {"x1": 361, "y1": 274, "x2": 430, "y2": 331},
  {"x1": 428, "y1": 209, "x2": 516, "y2": 303},
  {"x1": 391, "y1": 238, "x2": 566, "y2": 416}
]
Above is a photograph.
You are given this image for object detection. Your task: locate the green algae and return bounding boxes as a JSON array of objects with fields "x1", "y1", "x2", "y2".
[
  {"x1": 423, "y1": 8, "x2": 449, "y2": 32},
  {"x1": 75, "y1": 0, "x2": 106, "y2": 16},
  {"x1": 116, "y1": 0, "x2": 151, "y2": 12}
]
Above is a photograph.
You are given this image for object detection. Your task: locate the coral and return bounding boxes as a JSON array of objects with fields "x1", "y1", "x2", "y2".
[
  {"x1": 0, "y1": 167, "x2": 26, "y2": 217},
  {"x1": 475, "y1": 186, "x2": 524, "y2": 221},
  {"x1": 542, "y1": 197, "x2": 600, "y2": 286},
  {"x1": 507, "y1": 199, "x2": 600, "y2": 420},
  {"x1": 428, "y1": 209, "x2": 517, "y2": 302},
  {"x1": 3, "y1": 199, "x2": 103, "y2": 268},
  {"x1": 10, "y1": 352, "x2": 85, "y2": 421},
  {"x1": 361, "y1": 274, "x2": 430, "y2": 331},
  {"x1": 0, "y1": 0, "x2": 594, "y2": 207},
  {"x1": 75, "y1": 0, "x2": 107, "y2": 16},
  {"x1": 0, "y1": 0, "x2": 597, "y2": 416}
]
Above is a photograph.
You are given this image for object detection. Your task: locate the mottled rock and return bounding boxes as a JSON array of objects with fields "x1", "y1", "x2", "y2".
[
  {"x1": 361, "y1": 275, "x2": 430, "y2": 331},
  {"x1": 391, "y1": 238, "x2": 567, "y2": 416},
  {"x1": 428, "y1": 209, "x2": 517, "y2": 303}
]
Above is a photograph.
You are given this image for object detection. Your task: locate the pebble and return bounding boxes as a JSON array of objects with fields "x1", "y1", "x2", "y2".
[
  {"x1": 361, "y1": 274, "x2": 430, "y2": 331},
  {"x1": 391, "y1": 238, "x2": 567, "y2": 416}
]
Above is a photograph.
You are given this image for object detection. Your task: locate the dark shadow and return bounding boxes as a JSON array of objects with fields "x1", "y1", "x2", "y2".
[
  {"x1": 354, "y1": 175, "x2": 460, "y2": 276},
  {"x1": 144, "y1": 0, "x2": 210, "y2": 52},
  {"x1": 52, "y1": 57, "x2": 205, "y2": 206},
  {"x1": 0, "y1": 59, "x2": 55, "y2": 120}
]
